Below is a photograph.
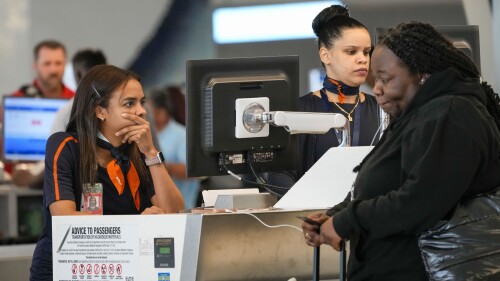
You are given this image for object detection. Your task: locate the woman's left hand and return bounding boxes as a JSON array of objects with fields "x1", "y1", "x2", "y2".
[
  {"x1": 319, "y1": 217, "x2": 343, "y2": 251},
  {"x1": 140, "y1": 206, "x2": 166, "y2": 215},
  {"x1": 116, "y1": 113, "x2": 156, "y2": 157}
]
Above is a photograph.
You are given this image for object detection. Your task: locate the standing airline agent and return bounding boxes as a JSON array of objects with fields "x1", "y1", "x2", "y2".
[
  {"x1": 301, "y1": 4, "x2": 381, "y2": 169},
  {"x1": 267, "y1": 4, "x2": 382, "y2": 188},
  {"x1": 30, "y1": 65, "x2": 184, "y2": 281}
]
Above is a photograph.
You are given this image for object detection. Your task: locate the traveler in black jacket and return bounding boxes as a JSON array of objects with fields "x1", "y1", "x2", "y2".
[{"x1": 302, "y1": 22, "x2": 500, "y2": 281}]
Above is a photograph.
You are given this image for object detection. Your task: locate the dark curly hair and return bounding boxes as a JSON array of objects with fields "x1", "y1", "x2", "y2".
[{"x1": 377, "y1": 21, "x2": 500, "y2": 131}]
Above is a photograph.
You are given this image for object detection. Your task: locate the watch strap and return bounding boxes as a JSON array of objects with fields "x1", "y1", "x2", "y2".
[{"x1": 145, "y1": 151, "x2": 164, "y2": 166}]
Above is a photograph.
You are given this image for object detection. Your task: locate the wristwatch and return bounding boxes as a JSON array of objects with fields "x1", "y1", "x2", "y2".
[{"x1": 145, "y1": 151, "x2": 165, "y2": 166}]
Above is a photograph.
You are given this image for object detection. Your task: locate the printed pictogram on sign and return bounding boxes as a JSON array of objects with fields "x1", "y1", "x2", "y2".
[
  {"x1": 72, "y1": 264, "x2": 77, "y2": 275},
  {"x1": 109, "y1": 264, "x2": 115, "y2": 275},
  {"x1": 101, "y1": 264, "x2": 107, "y2": 275},
  {"x1": 86, "y1": 264, "x2": 92, "y2": 275},
  {"x1": 79, "y1": 264, "x2": 85, "y2": 275}
]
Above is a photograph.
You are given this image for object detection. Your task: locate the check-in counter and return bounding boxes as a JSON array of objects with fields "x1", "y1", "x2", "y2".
[
  {"x1": 0, "y1": 243, "x2": 36, "y2": 281},
  {"x1": 53, "y1": 209, "x2": 341, "y2": 281}
]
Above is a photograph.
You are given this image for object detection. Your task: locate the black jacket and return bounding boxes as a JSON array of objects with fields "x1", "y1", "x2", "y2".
[{"x1": 330, "y1": 68, "x2": 500, "y2": 281}]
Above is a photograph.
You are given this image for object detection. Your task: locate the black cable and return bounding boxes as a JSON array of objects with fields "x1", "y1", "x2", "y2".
[
  {"x1": 239, "y1": 178, "x2": 283, "y2": 197},
  {"x1": 244, "y1": 152, "x2": 291, "y2": 191},
  {"x1": 246, "y1": 152, "x2": 291, "y2": 198},
  {"x1": 219, "y1": 153, "x2": 290, "y2": 197},
  {"x1": 246, "y1": 151, "x2": 268, "y2": 184}
]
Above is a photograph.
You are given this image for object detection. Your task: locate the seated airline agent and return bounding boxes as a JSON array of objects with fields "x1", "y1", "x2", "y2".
[{"x1": 29, "y1": 65, "x2": 184, "y2": 281}]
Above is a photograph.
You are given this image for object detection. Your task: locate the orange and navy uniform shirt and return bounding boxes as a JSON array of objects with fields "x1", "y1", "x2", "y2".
[
  {"x1": 43, "y1": 131, "x2": 154, "y2": 215},
  {"x1": 31, "y1": 132, "x2": 154, "y2": 279}
]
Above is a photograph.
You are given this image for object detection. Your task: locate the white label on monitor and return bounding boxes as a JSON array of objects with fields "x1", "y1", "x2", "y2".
[
  {"x1": 228, "y1": 154, "x2": 243, "y2": 164},
  {"x1": 235, "y1": 97, "x2": 269, "y2": 139}
]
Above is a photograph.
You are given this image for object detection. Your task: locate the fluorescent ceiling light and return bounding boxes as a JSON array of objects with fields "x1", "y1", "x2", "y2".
[{"x1": 213, "y1": 1, "x2": 340, "y2": 44}]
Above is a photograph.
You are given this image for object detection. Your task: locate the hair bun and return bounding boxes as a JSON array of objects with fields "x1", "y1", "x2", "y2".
[{"x1": 312, "y1": 5, "x2": 350, "y2": 37}]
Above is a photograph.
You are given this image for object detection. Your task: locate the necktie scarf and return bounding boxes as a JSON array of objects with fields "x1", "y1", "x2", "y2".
[
  {"x1": 96, "y1": 138, "x2": 141, "y2": 210},
  {"x1": 323, "y1": 76, "x2": 360, "y2": 104}
]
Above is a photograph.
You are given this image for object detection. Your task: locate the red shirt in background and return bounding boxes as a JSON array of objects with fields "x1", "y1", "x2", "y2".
[{"x1": 11, "y1": 80, "x2": 75, "y2": 98}]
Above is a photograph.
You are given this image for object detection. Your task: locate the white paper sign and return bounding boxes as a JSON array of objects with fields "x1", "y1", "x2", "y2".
[
  {"x1": 54, "y1": 223, "x2": 138, "y2": 281},
  {"x1": 53, "y1": 215, "x2": 188, "y2": 281},
  {"x1": 275, "y1": 146, "x2": 373, "y2": 209}
]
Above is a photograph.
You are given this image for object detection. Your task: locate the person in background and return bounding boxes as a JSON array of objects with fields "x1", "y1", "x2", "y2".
[
  {"x1": 12, "y1": 40, "x2": 74, "y2": 98},
  {"x1": 166, "y1": 85, "x2": 186, "y2": 126},
  {"x1": 29, "y1": 65, "x2": 184, "y2": 280},
  {"x1": 301, "y1": 22, "x2": 500, "y2": 281},
  {"x1": 6, "y1": 40, "x2": 75, "y2": 187},
  {"x1": 10, "y1": 48, "x2": 105, "y2": 188},
  {"x1": 267, "y1": 4, "x2": 382, "y2": 190},
  {"x1": 149, "y1": 86, "x2": 200, "y2": 209},
  {"x1": 51, "y1": 48, "x2": 107, "y2": 133}
]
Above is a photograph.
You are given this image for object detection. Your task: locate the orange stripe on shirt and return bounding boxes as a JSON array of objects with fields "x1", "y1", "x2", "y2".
[{"x1": 53, "y1": 136, "x2": 77, "y2": 201}]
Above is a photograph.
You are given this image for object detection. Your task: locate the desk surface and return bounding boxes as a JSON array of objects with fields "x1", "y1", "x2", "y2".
[
  {"x1": 0, "y1": 243, "x2": 36, "y2": 260},
  {"x1": 0, "y1": 184, "x2": 43, "y2": 196}
]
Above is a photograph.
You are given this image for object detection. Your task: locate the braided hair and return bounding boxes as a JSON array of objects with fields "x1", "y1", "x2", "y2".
[
  {"x1": 312, "y1": 4, "x2": 368, "y2": 50},
  {"x1": 378, "y1": 21, "x2": 500, "y2": 131}
]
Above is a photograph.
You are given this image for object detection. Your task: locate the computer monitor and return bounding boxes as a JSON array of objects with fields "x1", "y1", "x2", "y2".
[
  {"x1": 2, "y1": 96, "x2": 69, "y2": 161},
  {"x1": 375, "y1": 25, "x2": 481, "y2": 72},
  {"x1": 186, "y1": 56, "x2": 299, "y2": 177}
]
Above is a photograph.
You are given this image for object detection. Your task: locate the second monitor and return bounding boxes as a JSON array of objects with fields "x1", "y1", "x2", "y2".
[{"x1": 3, "y1": 96, "x2": 69, "y2": 161}]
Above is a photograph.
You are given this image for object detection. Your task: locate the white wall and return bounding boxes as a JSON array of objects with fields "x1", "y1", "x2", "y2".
[
  {"x1": 462, "y1": 0, "x2": 497, "y2": 92},
  {"x1": 0, "y1": 0, "x2": 171, "y2": 96},
  {"x1": 0, "y1": 0, "x2": 32, "y2": 96},
  {"x1": 494, "y1": 0, "x2": 500, "y2": 91}
]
